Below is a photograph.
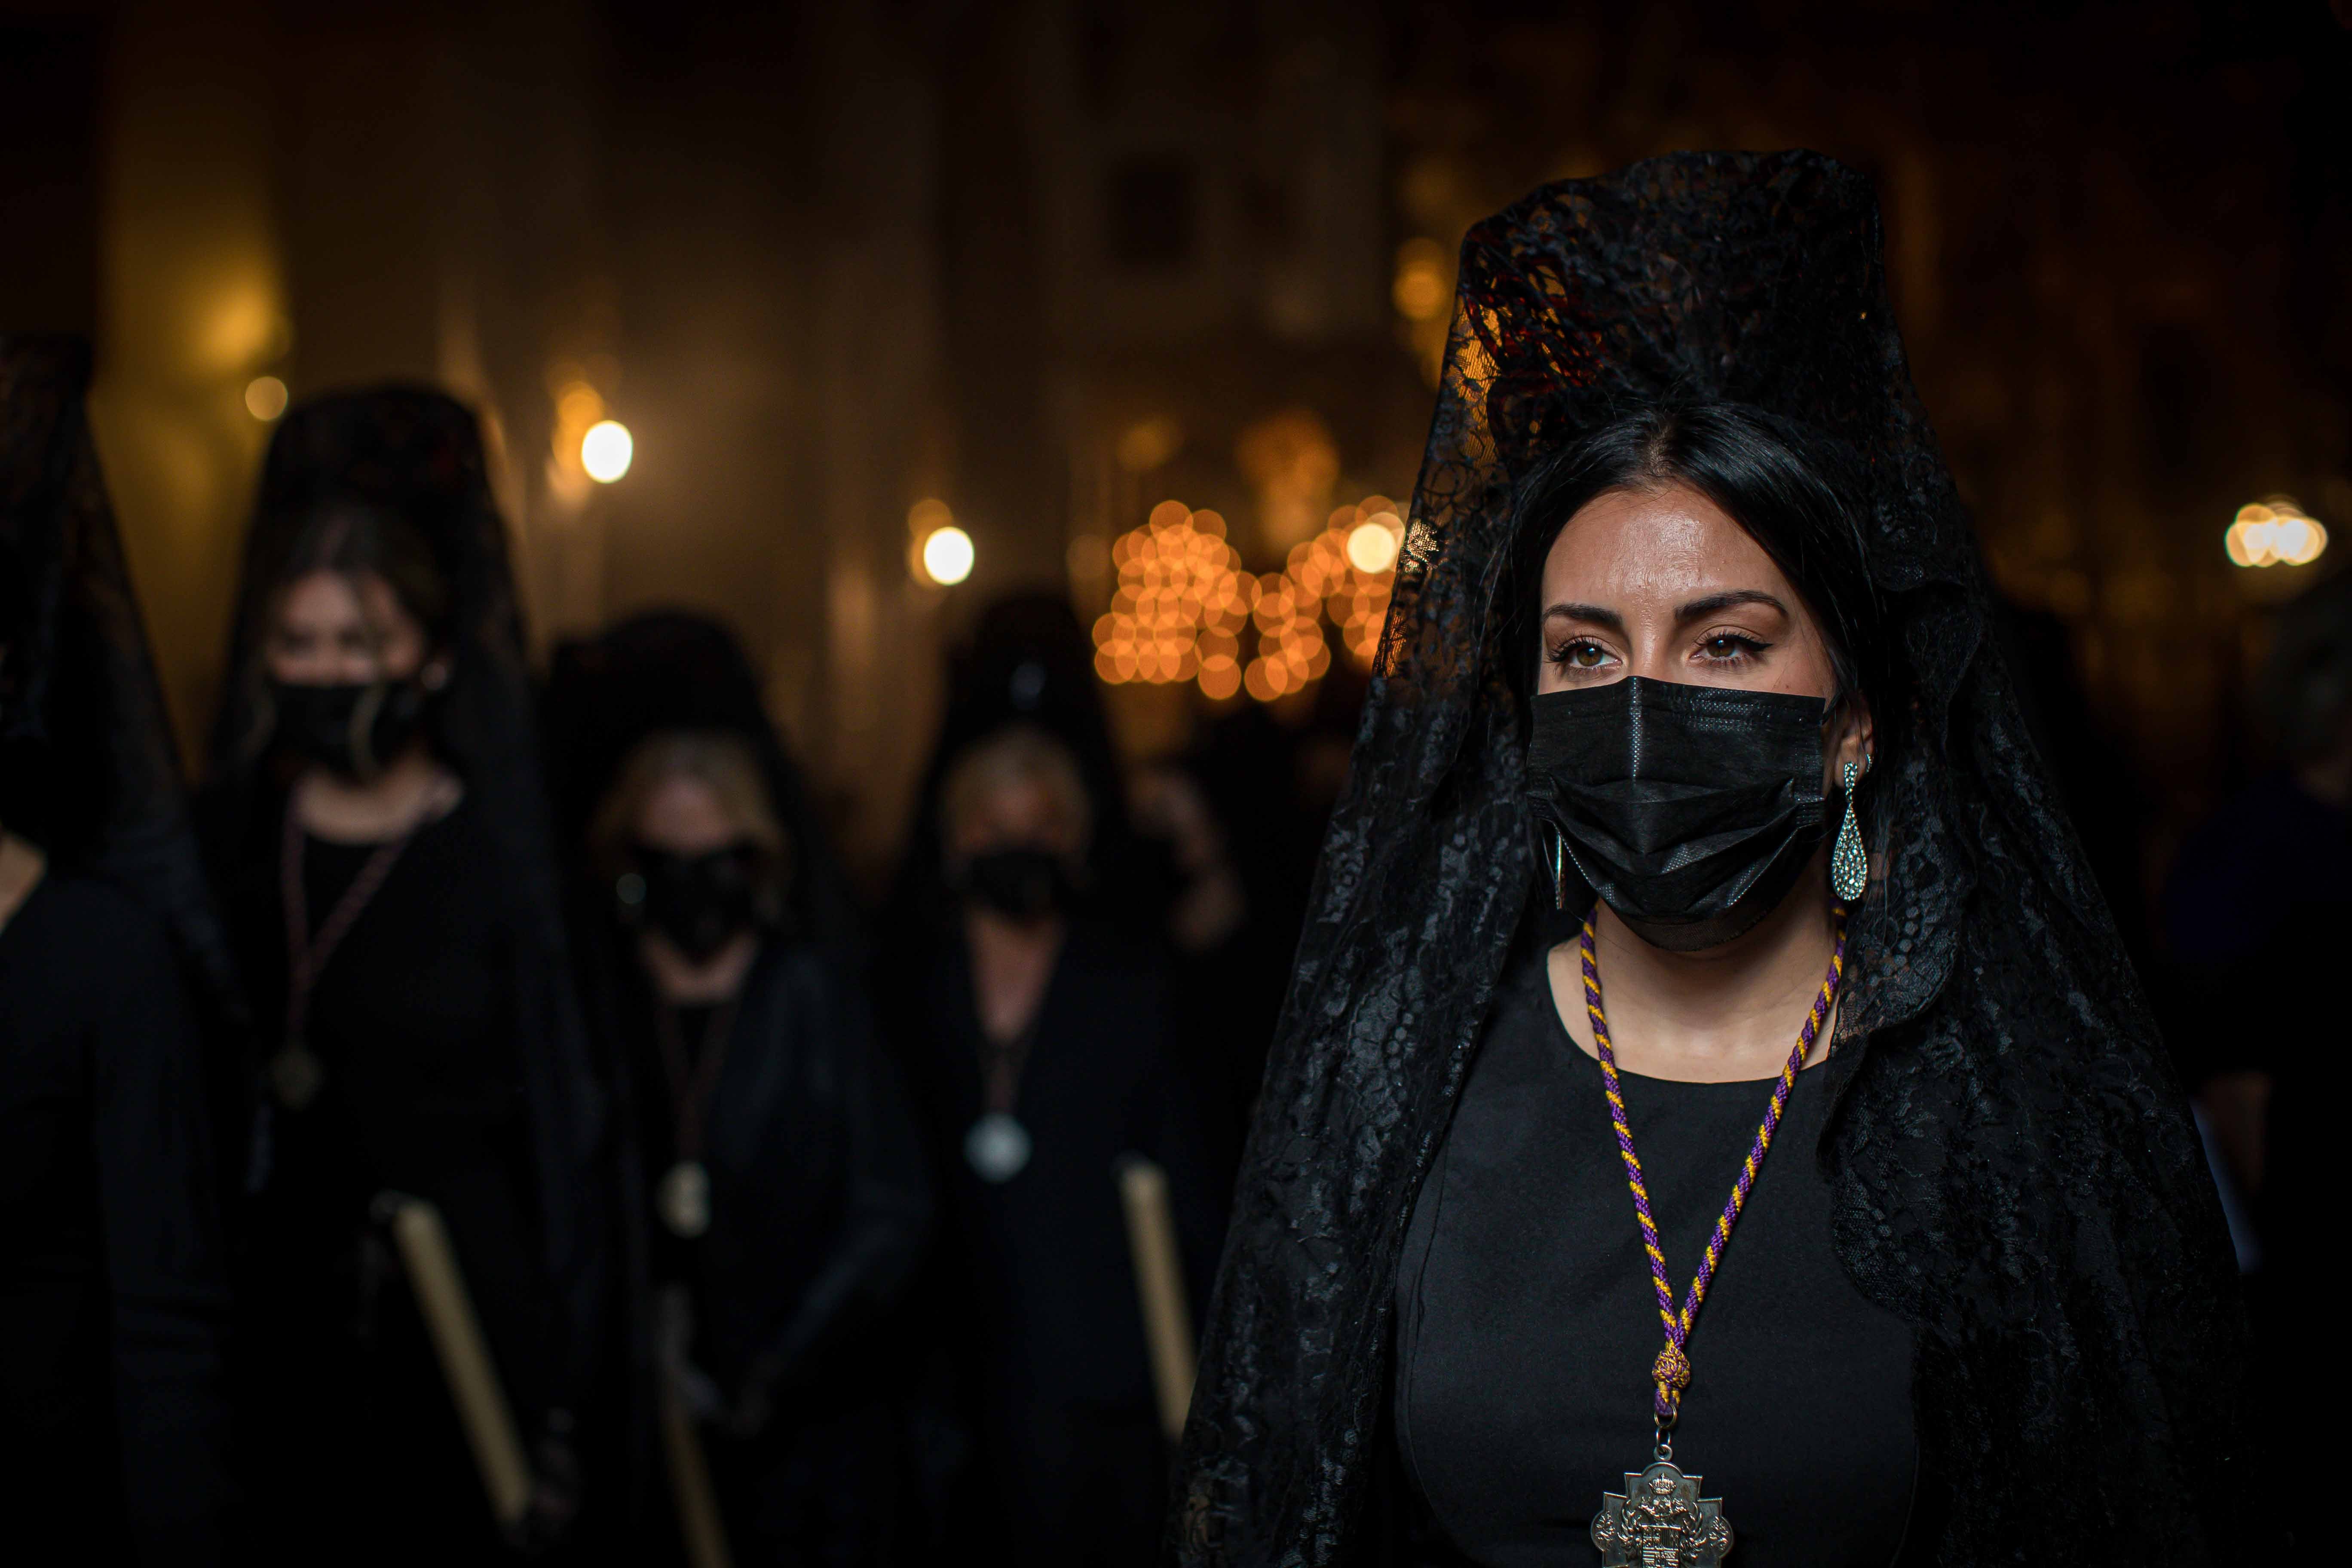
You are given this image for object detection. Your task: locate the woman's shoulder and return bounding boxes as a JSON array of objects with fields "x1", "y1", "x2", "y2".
[
  {"x1": 760, "y1": 934, "x2": 866, "y2": 990},
  {"x1": 2, "y1": 872, "x2": 180, "y2": 1003},
  {"x1": 1057, "y1": 918, "x2": 1168, "y2": 982},
  {"x1": 753, "y1": 935, "x2": 883, "y2": 1029},
  {"x1": 402, "y1": 787, "x2": 530, "y2": 891},
  {"x1": 11, "y1": 871, "x2": 166, "y2": 950},
  {"x1": 1487, "y1": 931, "x2": 1560, "y2": 1023}
]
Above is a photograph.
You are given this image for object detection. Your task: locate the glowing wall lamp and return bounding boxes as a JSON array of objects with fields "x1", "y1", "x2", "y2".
[
  {"x1": 920, "y1": 524, "x2": 975, "y2": 586},
  {"x1": 2225, "y1": 497, "x2": 2327, "y2": 569},
  {"x1": 909, "y1": 499, "x2": 974, "y2": 586},
  {"x1": 582, "y1": 419, "x2": 634, "y2": 484}
]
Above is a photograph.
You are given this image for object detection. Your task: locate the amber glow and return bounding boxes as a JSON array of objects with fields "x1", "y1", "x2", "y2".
[
  {"x1": 582, "y1": 420, "x2": 634, "y2": 483},
  {"x1": 244, "y1": 375, "x2": 288, "y2": 420},
  {"x1": 1092, "y1": 493, "x2": 1400, "y2": 702},
  {"x1": 1392, "y1": 238, "x2": 1451, "y2": 323},
  {"x1": 2226, "y1": 498, "x2": 2328, "y2": 568},
  {"x1": 920, "y1": 525, "x2": 975, "y2": 586}
]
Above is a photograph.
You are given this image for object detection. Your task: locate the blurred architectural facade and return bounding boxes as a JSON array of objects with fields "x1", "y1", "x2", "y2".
[{"x1": 4, "y1": 0, "x2": 2348, "y2": 889}]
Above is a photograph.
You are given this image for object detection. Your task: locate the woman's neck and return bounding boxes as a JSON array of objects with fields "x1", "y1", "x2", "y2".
[
  {"x1": 965, "y1": 907, "x2": 1065, "y2": 1044},
  {"x1": 640, "y1": 929, "x2": 761, "y2": 1005},
  {"x1": 0, "y1": 827, "x2": 46, "y2": 934},
  {"x1": 1549, "y1": 853, "x2": 1842, "y2": 1082},
  {"x1": 293, "y1": 744, "x2": 461, "y2": 843}
]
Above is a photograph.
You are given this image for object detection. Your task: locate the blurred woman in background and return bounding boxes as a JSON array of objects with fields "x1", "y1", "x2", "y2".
[
  {"x1": 2163, "y1": 568, "x2": 2352, "y2": 1343},
  {"x1": 885, "y1": 593, "x2": 1164, "y2": 949},
  {"x1": 1, "y1": 335, "x2": 235, "y2": 1564},
  {"x1": 888, "y1": 723, "x2": 1221, "y2": 1568},
  {"x1": 557, "y1": 611, "x2": 929, "y2": 1566},
  {"x1": 202, "y1": 389, "x2": 606, "y2": 1563}
]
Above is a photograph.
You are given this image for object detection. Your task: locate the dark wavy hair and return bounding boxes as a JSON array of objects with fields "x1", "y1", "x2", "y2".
[
  {"x1": 231, "y1": 502, "x2": 456, "y2": 767},
  {"x1": 1504, "y1": 401, "x2": 1892, "y2": 737},
  {"x1": 267, "y1": 501, "x2": 455, "y2": 643}
]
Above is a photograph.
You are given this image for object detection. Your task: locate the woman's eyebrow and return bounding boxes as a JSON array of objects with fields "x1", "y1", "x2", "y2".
[
  {"x1": 1675, "y1": 589, "x2": 1786, "y2": 622},
  {"x1": 1543, "y1": 602, "x2": 1626, "y2": 635}
]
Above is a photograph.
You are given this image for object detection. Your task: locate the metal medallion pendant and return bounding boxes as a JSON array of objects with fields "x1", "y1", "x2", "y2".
[
  {"x1": 270, "y1": 1046, "x2": 325, "y2": 1111},
  {"x1": 657, "y1": 1159, "x2": 712, "y2": 1238},
  {"x1": 964, "y1": 1111, "x2": 1032, "y2": 1182},
  {"x1": 1592, "y1": 1460, "x2": 1733, "y2": 1567}
]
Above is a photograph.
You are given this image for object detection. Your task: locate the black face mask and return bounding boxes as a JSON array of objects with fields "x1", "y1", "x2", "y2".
[
  {"x1": 271, "y1": 678, "x2": 434, "y2": 781},
  {"x1": 955, "y1": 846, "x2": 1072, "y2": 923},
  {"x1": 622, "y1": 843, "x2": 763, "y2": 962},
  {"x1": 1523, "y1": 676, "x2": 1830, "y2": 952}
]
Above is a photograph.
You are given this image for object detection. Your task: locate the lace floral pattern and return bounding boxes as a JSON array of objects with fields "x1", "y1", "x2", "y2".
[{"x1": 1176, "y1": 153, "x2": 2257, "y2": 1565}]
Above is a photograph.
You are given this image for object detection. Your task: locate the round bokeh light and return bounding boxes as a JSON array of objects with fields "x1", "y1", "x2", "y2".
[
  {"x1": 921, "y1": 525, "x2": 975, "y2": 586},
  {"x1": 582, "y1": 420, "x2": 634, "y2": 483}
]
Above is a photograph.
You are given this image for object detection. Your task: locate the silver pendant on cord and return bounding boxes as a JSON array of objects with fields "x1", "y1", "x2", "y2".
[
  {"x1": 270, "y1": 1046, "x2": 325, "y2": 1111},
  {"x1": 656, "y1": 1159, "x2": 711, "y2": 1238},
  {"x1": 964, "y1": 1111, "x2": 1032, "y2": 1182},
  {"x1": 1592, "y1": 1458, "x2": 1733, "y2": 1566}
]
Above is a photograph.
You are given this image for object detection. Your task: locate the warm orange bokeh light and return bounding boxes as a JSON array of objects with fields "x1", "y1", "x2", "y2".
[
  {"x1": 2225, "y1": 498, "x2": 2328, "y2": 569},
  {"x1": 1090, "y1": 493, "x2": 1400, "y2": 702}
]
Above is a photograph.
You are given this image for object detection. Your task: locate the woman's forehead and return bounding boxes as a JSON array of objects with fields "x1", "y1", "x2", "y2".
[
  {"x1": 1543, "y1": 484, "x2": 1791, "y2": 599},
  {"x1": 276, "y1": 568, "x2": 408, "y2": 628}
]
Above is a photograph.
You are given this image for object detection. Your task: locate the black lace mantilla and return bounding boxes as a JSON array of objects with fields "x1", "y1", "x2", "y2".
[
  {"x1": 1178, "y1": 152, "x2": 2257, "y2": 1564},
  {"x1": 1, "y1": 334, "x2": 241, "y2": 1033}
]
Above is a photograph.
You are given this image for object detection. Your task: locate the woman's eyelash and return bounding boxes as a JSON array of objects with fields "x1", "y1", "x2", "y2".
[
  {"x1": 1547, "y1": 638, "x2": 1615, "y2": 669},
  {"x1": 1698, "y1": 633, "x2": 1768, "y2": 659}
]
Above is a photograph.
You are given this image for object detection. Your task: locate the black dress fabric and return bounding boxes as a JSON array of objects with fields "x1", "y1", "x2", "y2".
[
  {"x1": 0, "y1": 876, "x2": 234, "y2": 1564},
  {"x1": 1393, "y1": 951, "x2": 1914, "y2": 1568},
  {"x1": 893, "y1": 921, "x2": 1224, "y2": 1567},
  {"x1": 1179, "y1": 153, "x2": 2254, "y2": 1565},
  {"x1": 620, "y1": 937, "x2": 930, "y2": 1564},
  {"x1": 2, "y1": 334, "x2": 239, "y2": 1564},
  {"x1": 225, "y1": 796, "x2": 562, "y2": 1559}
]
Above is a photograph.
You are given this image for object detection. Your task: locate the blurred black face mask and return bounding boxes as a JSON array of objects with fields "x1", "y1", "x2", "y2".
[
  {"x1": 624, "y1": 844, "x2": 763, "y2": 962},
  {"x1": 956, "y1": 846, "x2": 1072, "y2": 922},
  {"x1": 1524, "y1": 676, "x2": 1829, "y2": 952},
  {"x1": 271, "y1": 678, "x2": 433, "y2": 782}
]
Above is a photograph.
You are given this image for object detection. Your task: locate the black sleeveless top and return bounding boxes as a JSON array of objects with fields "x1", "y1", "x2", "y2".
[{"x1": 1395, "y1": 949, "x2": 1917, "y2": 1567}]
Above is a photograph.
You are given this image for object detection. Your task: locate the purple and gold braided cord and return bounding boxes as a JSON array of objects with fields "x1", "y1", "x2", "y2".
[{"x1": 1580, "y1": 909, "x2": 1847, "y2": 1422}]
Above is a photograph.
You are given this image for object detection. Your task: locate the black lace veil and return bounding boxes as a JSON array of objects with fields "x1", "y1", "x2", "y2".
[
  {"x1": 1178, "y1": 153, "x2": 2254, "y2": 1564},
  {"x1": 1, "y1": 336, "x2": 237, "y2": 1006}
]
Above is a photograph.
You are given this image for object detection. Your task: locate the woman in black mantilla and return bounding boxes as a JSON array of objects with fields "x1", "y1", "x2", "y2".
[
  {"x1": 546, "y1": 612, "x2": 929, "y2": 1565},
  {"x1": 202, "y1": 389, "x2": 606, "y2": 1562},
  {"x1": 1178, "y1": 154, "x2": 2259, "y2": 1565},
  {"x1": 888, "y1": 721, "x2": 1224, "y2": 1568},
  {"x1": 1, "y1": 335, "x2": 236, "y2": 1563}
]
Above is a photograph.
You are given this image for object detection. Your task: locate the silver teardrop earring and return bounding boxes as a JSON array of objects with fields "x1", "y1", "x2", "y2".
[
  {"x1": 1831, "y1": 757, "x2": 1868, "y2": 903},
  {"x1": 1553, "y1": 830, "x2": 1568, "y2": 911}
]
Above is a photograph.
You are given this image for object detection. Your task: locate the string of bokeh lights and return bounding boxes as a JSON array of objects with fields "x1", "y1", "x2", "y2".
[{"x1": 1093, "y1": 496, "x2": 1402, "y2": 702}]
